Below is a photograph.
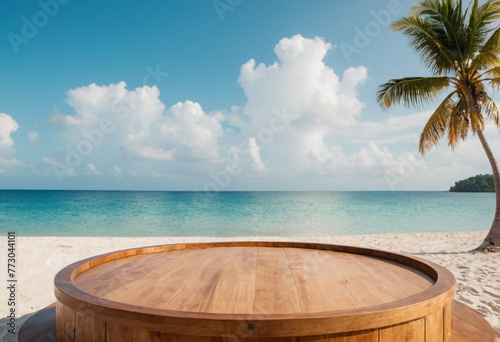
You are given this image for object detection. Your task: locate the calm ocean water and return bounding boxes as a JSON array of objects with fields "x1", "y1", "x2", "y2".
[{"x1": 0, "y1": 191, "x2": 494, "y2": 237}]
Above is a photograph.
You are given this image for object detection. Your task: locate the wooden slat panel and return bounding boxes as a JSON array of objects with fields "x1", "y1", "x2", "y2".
[
  {"x1": 379, "y1": 318, "x2": 425, "y2": 342},
  {"x1": 56, "y1": 302, "x2": 76, "y2": 342},
  {"x1": 157, "y1": 247, "x2": 236, "y2": 312},
  {"x1": 74, "y1": 253, "x2": 156, "y2": 291},
  {"x1": 425, "y1": 309, "x2": 443, "y2": 342},
  {"x1": 83, "y1": 253, "x2": 173, "y2": 298},
  {"x1": 342, "y1": 330, "x2": 379, "y2": 342},
  {"x1": 154, "y1": 333, "x2": 225, "y2": 341},
  {"x1": 286, "y1": 248, "x2": 359, "y2": 312},
  {"x1": 347, "y1": 255, "x2": 434, "y2": 308},
  {"x1": 229, "y1": 338, "x2": 296, "y2": 342},
  {"x1": 253, "y1": 247, "x2": 301, "y2": 314},
  {"x1": 298, "y1": 330, "x2": 378, "y2": 342},
  {"x1": 358, "y1": 257, "x2": 434, "y2": 295},
  {"x1": 74, "y1": 312, "x2": 105, "y2": 342},
  {"x1": 444, "y1": 302, "x2": 452, "y2": 342},
  {"x1": 206, "y1": 247, "x2": 259, "y2": 314},
  {"x1": 299, "y1": 336, "x2": 343, "y2": 342},
  {"x1": 286, "y1": 248, "x2": 434, "y2": 313},
  {"x1": 106, "y1": 322, "x2": 153, "y2": 342},
  {"x1": 101, "y1": 248, "x2": 209, "y2": 308}
]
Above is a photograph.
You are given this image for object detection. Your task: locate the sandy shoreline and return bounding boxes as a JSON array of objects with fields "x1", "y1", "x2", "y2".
[{"x1": 0, "y1": 231, "x2": 499, "y2": 340}]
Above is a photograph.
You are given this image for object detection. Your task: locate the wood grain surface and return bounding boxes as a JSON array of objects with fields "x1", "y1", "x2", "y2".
[
  {"x1": 72, "y1": 246, "x2": 434, "y2": 315},
  {"x1": 54, "y1": 241, "x2": 461, "y2": 339}
]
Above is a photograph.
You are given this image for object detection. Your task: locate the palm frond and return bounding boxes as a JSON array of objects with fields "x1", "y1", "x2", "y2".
[
  {"x1": 485, "y1": 66, "x2": 500, "y2": 77},
  {"x1": 482, "y1": 95, "x2": 500, "y2": 127},
  {"x1": 377, "y1": 77, "x2": 450, "y2": 110},
  {"x1": 390, "y1": 16, "x2": 456, "y2": 75},
  {"x1": 479, "y1": 66, "x2": 500, "y2": 81},
  {"x1": 473, "y1": 27, "x2": 500, "y2": 72},
  {"x1": 476, "y1": 0, "x2": 500, "y2": 29},
  {"x1": 448, "y1": 98, "x2": 470, "y2": 148},
  {"x1": 419, "y1": 91, "x2": 456, "y2": 155},
  {"x1": 466, "y1": 1, "x2": 500, "y2": 63},
  {"x1": 488, "y1": 76, "x2": 500, "y2": 90},
  {"x1": 411, "y1": 0, "x2": 469, "y2": 68}
]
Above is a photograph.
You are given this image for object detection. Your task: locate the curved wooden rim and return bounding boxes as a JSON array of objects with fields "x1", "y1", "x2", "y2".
[{"x1": 54, "y1": 241, "x2": 457, "y2": 337}]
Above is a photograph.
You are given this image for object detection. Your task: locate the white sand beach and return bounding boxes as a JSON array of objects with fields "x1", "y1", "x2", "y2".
[{"x1": 1, "y1": 230, "x2": 499, "y2": 340}]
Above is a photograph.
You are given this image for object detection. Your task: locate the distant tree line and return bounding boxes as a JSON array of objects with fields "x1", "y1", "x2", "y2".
[{"x1": 449, "y1": 174, "x2": 494, "y2": 192}]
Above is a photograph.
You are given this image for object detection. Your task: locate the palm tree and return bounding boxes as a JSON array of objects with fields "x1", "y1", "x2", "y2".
[{"x1": 377, "y1": 0, "x2": 500, "y2": 251}]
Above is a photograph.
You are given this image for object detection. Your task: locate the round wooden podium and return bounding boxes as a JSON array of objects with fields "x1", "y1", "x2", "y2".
[{"x1": 52, "y1": 242, "x2": 491, "y2": 341}]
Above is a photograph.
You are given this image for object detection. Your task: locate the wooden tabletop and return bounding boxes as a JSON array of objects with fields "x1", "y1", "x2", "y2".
[
  {"x1": 55, "y1": 242, "x2": 456, "y2": 337},
  {"x1": 73, "y1": 245, "x2": 434, "y2": 315}
]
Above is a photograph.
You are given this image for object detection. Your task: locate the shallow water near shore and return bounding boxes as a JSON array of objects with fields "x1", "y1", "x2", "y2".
[{"x1": 0, "y1": 190, "x2": 494, "y2": 236}]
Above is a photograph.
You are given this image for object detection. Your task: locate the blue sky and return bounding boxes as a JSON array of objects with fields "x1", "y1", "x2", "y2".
[{"x1": 0, "y1": 0, "x2": 498, "y2": 190}]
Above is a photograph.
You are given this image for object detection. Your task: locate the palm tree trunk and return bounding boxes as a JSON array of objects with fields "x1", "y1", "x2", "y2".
[{"x1": 477, "y1": 129, "x2": 500, "y2": 252}]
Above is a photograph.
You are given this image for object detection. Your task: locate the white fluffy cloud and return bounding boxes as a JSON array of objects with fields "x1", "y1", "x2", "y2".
[
  {"x1": 246, "y1": 138, "x2": 265, "y2": 171},
  {"x1": 231, "y1": 34, "x2": 367, "y2": 175},
  {"x1": 0, "y1": 113, "x2": 18, "y2": 149},
  {"x1": 47, "y1": 82, "x2": 223, "y2": 178},
  {"x1": 0, "y1": 113, "x2": 24, "y2": 174},
  {"x1": 350, "y1": 143, "x2": 426, "y2": 180},
  {"x1": 238, "y1": 35, "x2": 366, "y2": 130},
  {"x1": 144, "y1": 101, "x2": 223, "y2": 161}
]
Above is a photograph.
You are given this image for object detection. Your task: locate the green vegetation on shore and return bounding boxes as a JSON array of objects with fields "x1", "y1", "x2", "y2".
[{"x1": 449, "y1": 174, "x2": 494, "y2": 192}]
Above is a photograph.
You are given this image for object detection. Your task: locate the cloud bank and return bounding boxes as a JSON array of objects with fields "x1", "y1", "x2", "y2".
[
  {"x1": 0, "y1": 113, "x2": 23, "y2": 173},
  {"x1": 3, "y1": 35, "x2": 498, "y2": 189}
]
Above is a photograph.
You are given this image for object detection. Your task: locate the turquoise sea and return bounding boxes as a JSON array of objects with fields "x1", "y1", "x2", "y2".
[{"x1": 0, "y1": 191, "x2": 494, "y2": 237}]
